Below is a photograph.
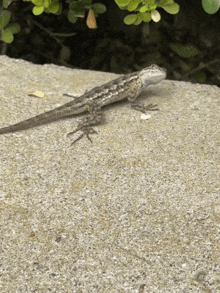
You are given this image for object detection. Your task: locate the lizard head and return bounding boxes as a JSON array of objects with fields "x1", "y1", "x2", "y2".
[{"x1": 139, "y1": 64, "x2": 167, "y2": 87}]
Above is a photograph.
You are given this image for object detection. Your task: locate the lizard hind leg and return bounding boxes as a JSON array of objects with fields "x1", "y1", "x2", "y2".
[
  {"x1": 67, "y1": 104, "x2": 103, "y2": 145},
  {"x1": 68, "y1": 126, "x2": 98, "y2": 145}
]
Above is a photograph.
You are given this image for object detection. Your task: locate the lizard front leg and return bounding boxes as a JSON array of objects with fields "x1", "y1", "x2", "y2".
[
  {"x1": 127, "y1": 88, "x2": 159, "y2": 113},
  {"x1": 131, "y1": 103, "x2": 159, "y2": 112}
]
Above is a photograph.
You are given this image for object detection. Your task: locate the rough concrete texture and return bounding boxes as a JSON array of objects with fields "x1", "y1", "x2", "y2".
[{"x1": 0, "y1": 56, "x2": 220, "y2": 293}]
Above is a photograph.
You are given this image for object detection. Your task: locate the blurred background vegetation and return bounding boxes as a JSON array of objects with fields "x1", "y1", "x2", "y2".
[{"x1": 0, "y1": 0, "x2": 220, "y2": 85}]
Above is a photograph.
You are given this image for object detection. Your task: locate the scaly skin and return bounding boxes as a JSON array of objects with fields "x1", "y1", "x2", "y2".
[{"x1": 0, "y1": 65, "x2": 166, "y2": 143}]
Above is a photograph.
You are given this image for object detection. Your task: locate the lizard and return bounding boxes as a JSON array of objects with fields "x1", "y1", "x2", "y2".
[{"x1": 0, "y1": 64, "x2": 166, "y2": 144}]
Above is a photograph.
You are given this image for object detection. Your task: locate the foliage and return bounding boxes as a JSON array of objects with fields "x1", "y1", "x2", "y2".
[
  {"x1": 0, "y1": 0, "x2": 106, "y2": 43},
  {"x1": 0, "y1": 0, "x2": 219, "y2": 43},
  {"x1": 115, "y1": 0, "x2": 179, "y2": 25},
  {"x1": 115, "y1": 0, "x2": 219, "y2": 25},
  {"x1": 170, "y1": 44, "x2": 208, "y2": 83},
  {"x1": 31, "y1": 0, "x2": 61, "y2": 15},
  {"x1": 67, "y1": 0, "x2": 106, "y2": 25},
  {"x1": 0, "y1": 10, "x2": 20, "y2": 43},
  {"x1": 202, "y1": 0, "x2": 219, "y2": 14},
  {"x1": 170, "y1": 44, "x2": 201, "y2": 58}
]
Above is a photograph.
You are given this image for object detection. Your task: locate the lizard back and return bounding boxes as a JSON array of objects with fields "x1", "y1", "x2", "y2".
[{"x1": 0, "y1": 72, "x2": 139, "y2": 134}]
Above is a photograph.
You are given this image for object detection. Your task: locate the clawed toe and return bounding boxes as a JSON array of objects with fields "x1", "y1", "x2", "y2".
[
  {"x1": 68, "y1": 126, "x2": 98, "y2": 145},
  {"x1": 132, "y1": 103, "x2": 159, "y2": 113},
  {"x1": 143, "y1": 103, "x2": 159, "y2": 111}
]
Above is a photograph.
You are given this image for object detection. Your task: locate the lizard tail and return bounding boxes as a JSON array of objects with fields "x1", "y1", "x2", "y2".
[{"x1": 0, "y1": 101, "x2": 78, "y2": 134}]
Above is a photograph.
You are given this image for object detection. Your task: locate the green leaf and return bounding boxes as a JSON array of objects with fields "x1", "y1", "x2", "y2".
[
  {"x1": 142, "y1": 12, "x2": 151, "y2": 22},
  {"x1": 139, "y1": 4, "x2": 148, "y2": 12},
  {"x1": 192, "y1": 71, "x2": 207, "y2": 83},
  {"x1": 124, "y1": 14, "x2": 137, "y2": 24},
  {"x1": 2, "y1": 30, "x2": 14, "y2": 43},
  {"x1": 69, "y1": 1, "x2": 86, "y2": 16},
  {"x1": 32, "y1": 0, "x2": 43, "y2": 5},
  {"x1": 69, "y1": 1, "x2": 78, "y2": 10},
  {"x1": 162, "y1": 3, "x2": 179, "y2": 14},
  {"x1": 115, "y1": 0, "x2": 130, "y2": 8},
  {"x1": 134, "y1": 16, "x2": 142, "y2": 25},
  {"x1": 202, "y1": 0, "x2": 219, "y2": 14},
  {"x1": 74, "y1": 8, "x2": 85, "y2": 17},
  {"x1": 149, "y1": 3, "x2": 157, "y2": 10},
  {"x1": 55, "y1": 1, "x2": 62, "y2": 14},
  {"x1": 32, "y1": 5, "x2": 45, "y2": 15},
  {"x1": 148, "y1": 0, "x2": 156, "y2": 5},
  {"x1": 44, "y1": 0, "x2": 51, "y2": 8},
  {"x1": 128, "y1": 2, "x2": 139, "y2": 11},
  {"x1": 91, "y1": 3, "x2": 106, "y2": 14},
  {"x1": 170, "y1": 44, "x2": 201, "y2": 58},
  {"x1": 67, "y1": 10, "x2": 78, "y2": 23},
  {"x1": 3, "y1": 0, "x2": 12, "y2": 9},
  {"x1": 179, "y1": 60, "x2": 192, "y2": 71},
  {"x1": 0, "y1": 10, "x2": 11, "y2": 29},
  {"x1": 49, "y1": 2, "x2": 60, "y2": 13},
  {"x1": 160, "y1": 0, "x2": 174, "y2": 5},
  {"x1": 5, "y1": 23, "x2": 21, "y2": 34}
]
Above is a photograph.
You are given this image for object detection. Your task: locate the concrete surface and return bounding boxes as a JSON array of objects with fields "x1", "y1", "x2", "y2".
[{"x1": 0, "y1": 55, "x2": 220, "y2": 293}]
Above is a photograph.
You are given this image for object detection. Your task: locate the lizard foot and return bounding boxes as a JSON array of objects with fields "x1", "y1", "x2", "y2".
[
  {"x1": 132, "y1": 103, "x2": 159, "y2": 113},
  {"x1": 67, "y1": 105, "x2": 103, "y2": 145},
  {"x1": 67, "y1": 126, "x2": 98, "y2": 145}
]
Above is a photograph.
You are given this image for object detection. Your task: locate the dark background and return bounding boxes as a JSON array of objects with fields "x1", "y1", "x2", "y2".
[{"x1": 1, "y1": 0, "x2": 220, "y2": 85}]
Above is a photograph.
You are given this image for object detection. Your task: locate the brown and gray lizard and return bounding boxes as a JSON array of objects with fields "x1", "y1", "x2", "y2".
[{"x1": 0, "y1": 64, "x2": 166, "y2": 144}]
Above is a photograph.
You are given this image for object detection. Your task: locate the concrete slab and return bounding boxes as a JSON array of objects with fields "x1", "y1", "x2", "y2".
[{"x1": 0, "y1": 56, "x2": 220, "y2": 292}]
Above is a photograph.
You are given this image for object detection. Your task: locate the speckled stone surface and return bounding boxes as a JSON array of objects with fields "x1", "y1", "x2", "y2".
[{"x1": 0, "y1": 56, "x2": 220, "y2": 293}]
